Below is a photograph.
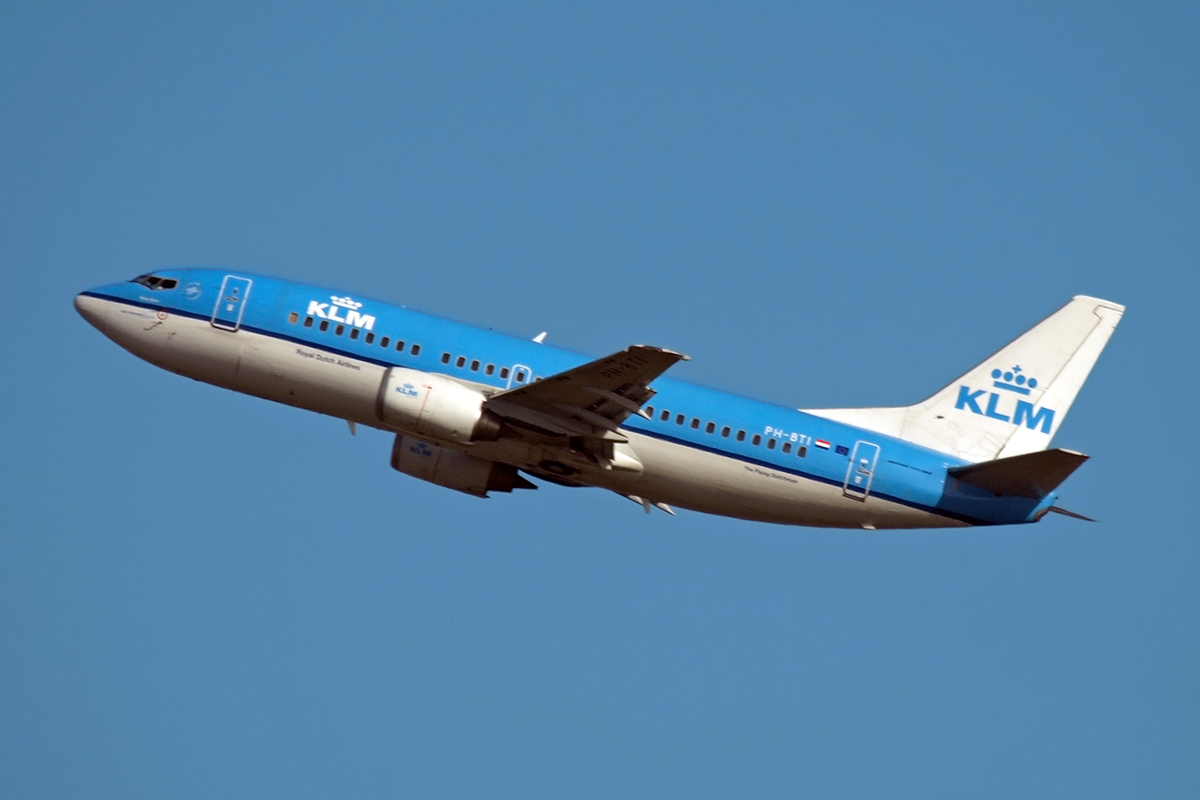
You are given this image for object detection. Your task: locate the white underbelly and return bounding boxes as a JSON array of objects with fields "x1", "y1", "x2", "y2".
[
  {"x1": 92, "y1": 301, "x2": 385, "y2": 424},
  {"x1": 594, "y1": 432, "x2": 962, "y2": 529}
]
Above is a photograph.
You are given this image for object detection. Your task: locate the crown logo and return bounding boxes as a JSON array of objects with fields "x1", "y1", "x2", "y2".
[
  {"x1": 330, "y1": 295, "x2": 362, "y2": 310},
  {"x1": 991, "y1": 365, "x2": 1039, "y2": 395}
]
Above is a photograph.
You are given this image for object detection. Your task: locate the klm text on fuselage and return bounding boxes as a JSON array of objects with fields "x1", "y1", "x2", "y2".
[{"x1": 306, "y1": 296, "x2": 377, "y2": 331}]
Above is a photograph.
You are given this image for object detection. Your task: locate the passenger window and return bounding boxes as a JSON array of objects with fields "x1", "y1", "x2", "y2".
[
  {"x1": 319, "y1": 320, "x2": 329, "y2": 332},
  {"x1": 798, "y1": 446, "x2": 808, "y2": 458},
  {"x1": 288, "y1": 312, "x2": 298, "y2": 324},
  {"x1": 350, "y1": 328, "x2": 359, "y2": 340},
  {"x1": 705, "y1": 422, "x2": 715, "y2": 434},
  {"x1": 441, "y1": 353, "x2": 451, "y2": 364},
  {"x1": 470, "y1": 360, "x2": 480, "y2": 371},
  {"x1": 515, "y1": 370, "x2": 526, "y2": 383},
  {"x1": 456, "y1": 356, "x2": 466, "y2": 368},
  {"x1": 380, "y1": 336, "x2": 389, "y2": 348},
  {"x1": 396, "y1": 340, "x2": 405, "y2": 351},
  {"x1": 411, "y1": 344, "x2": 421, "y2": 356},
  {"x1": 736, "y1": 430, "x2": 746, "y2": 442},
  {"x1": 365, "y1": 332, "x2": 375, "y2": 344},
  {"x1": 766, "y1": 438, "x2": 776, "y2": 450},
  {"x1": 500, "y1": 367, "x2": 510, "y2": 379},
  {"x1": 752, "y1": 434, "x2": 762, "y2": 446},
  {"x1": 675, "y1": 414, "x2": 685, "y2": 425},
  {"x1": 485, "y1": 364, "x2": 495, "y2": 376},
  {"x1": 782, "y1": 442, "x2": 792, "y2": 454},
  {"x1": 304, "y1": 317, "x2": 314, "y2": 328},
  {"x1": 721, "y1": 426, "x2": 730, "y2": 437},
  {"x1": 690, "y1": 418, "x2": 700, "y2": 429},
  {"x1": 645, "y1": 406, "x2": 655, "y2": 417},
  {"x1": 335, "y1": 324, "x2": 344, "y2": 336}
]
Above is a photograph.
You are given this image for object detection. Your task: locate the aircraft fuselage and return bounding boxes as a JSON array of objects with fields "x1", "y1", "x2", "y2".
[{"x1": 75, "y1": 268, "x2": 1075, "y2": 529}]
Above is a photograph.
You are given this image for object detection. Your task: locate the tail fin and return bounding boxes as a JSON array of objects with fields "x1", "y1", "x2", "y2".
[{"x1": 805, "y1": 296, "x2": 1125, "y2": 462}]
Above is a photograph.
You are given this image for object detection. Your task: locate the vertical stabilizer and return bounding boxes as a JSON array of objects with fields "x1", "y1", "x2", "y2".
[{"x1": 805, "y1": 296, "x2": 1124, "y2": 462}]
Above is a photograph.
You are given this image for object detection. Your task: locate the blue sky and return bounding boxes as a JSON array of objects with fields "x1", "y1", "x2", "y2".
[{"x1": 2, "y1": 2, "x2": 1197, "y2": 797}]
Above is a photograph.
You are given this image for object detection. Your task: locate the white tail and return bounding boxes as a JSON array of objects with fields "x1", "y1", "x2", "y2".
[{"x1": 805, "y1": 296, "x2": 1125, "y2": 462}]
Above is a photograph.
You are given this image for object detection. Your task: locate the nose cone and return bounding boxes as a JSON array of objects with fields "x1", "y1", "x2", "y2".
[{"x1": 75, "y1": 292, "x2": 107, "y2": 330}]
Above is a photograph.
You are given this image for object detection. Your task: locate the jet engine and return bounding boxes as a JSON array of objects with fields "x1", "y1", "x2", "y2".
[
  {"x1": 390, "y1": 435, "x2": 535, "y2": 497},
  {"x1": 376, "y1": 367, "x2": 503, "y2": 444}
]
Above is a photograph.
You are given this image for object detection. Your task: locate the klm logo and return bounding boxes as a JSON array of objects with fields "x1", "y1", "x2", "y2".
[
  {"x1": 306, "y1": 295, "x2": 376, "y2": 331},
  {"x1": 955, "y1": 366, "x2": 1055, "y2": 433},
  {"x1": 394, "y1": 382, "x2": 420, "y2": 398}
]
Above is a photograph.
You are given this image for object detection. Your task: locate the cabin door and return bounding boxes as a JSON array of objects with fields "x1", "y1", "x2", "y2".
[
  {"x1": 843, "y1": 441, "x2": 881, "y2": 501},
  {"x1": 211, "y1": 275, "x2": 253, "y2": 331}
]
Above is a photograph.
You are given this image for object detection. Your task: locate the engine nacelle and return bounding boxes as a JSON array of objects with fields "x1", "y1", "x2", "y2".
[
  {"x1": 376, "y1": 367, "x2": 502, "y2": 444},
  {"x1": 390, "y1": 435, "x2": 534, "y2": 497}
]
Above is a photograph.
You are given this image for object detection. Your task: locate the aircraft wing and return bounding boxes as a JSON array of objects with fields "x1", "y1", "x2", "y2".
[{"x1": 484, "y1": 345, "x2": 687, "y2": 442}]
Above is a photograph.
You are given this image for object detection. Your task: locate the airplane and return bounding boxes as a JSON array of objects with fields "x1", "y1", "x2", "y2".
[{"x1": 74, "y1": 269, "x2": 1123, "y2": 529}]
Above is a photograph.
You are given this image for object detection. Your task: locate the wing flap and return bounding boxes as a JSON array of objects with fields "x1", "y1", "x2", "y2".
[{"x1": 948, "y1": 448, "x2": 1089, "y2": 499}]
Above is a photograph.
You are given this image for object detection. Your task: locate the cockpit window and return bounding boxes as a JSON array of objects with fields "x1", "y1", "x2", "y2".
[{"x1": 133, "y1": 274, "x2": 178, "y2": 290}]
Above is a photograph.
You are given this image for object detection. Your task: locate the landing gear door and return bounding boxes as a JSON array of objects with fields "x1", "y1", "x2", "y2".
[
  {"x1": 843, "y1": 441, "x2": 881, "y2": 501},
  {"x1": 211, "y1": 275, "x2": 253, "y2": 331}
]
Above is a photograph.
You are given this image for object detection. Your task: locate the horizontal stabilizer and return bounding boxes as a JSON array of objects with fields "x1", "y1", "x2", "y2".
[
  {"x1": 948, "y1": 448, "x2": 1088, "y2": 499},
  {"x1": 1047, "y1": 505, "x2": 1096, "y2": 522}
]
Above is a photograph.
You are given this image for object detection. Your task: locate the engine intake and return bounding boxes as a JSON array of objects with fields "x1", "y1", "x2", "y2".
[{"x1": 376, "y1": 367, "x2": 503, "y2": 443}]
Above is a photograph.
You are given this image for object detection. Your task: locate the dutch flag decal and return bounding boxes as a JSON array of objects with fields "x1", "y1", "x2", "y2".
[{"x1": 815, "y1": 439, "x2": 831, "y2": 450}]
